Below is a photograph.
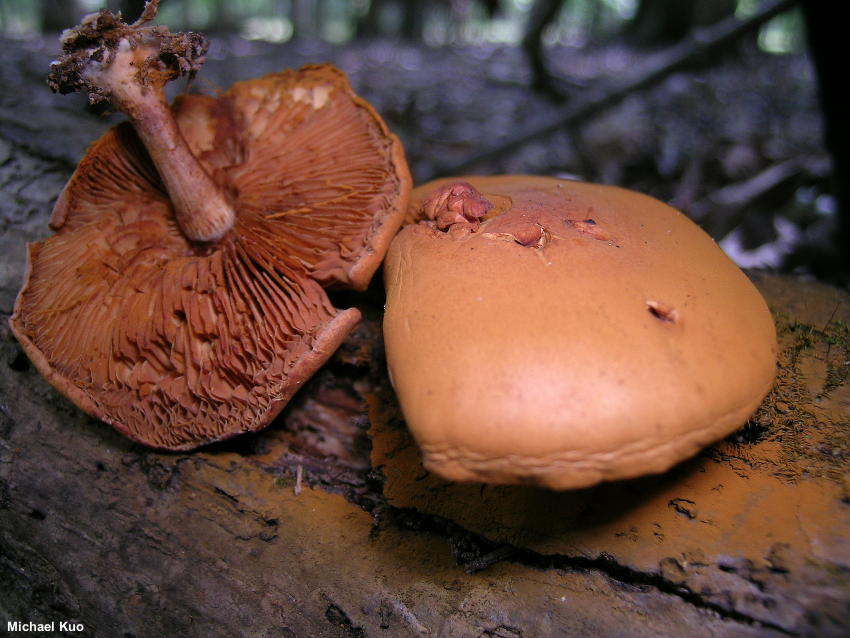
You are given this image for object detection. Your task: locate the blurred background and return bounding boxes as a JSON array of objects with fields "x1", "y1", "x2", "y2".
[{"x1": 0, "y1": 0, "x2": 845, "y2": 283}]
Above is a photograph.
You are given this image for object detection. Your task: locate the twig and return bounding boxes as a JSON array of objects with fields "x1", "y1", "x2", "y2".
[
  {"x1": 821, "y1": 301, "x2": 839, "y2": 359},
  {"x1": 294, "y1": 464, "x2": 303, "y2": 496},
  {"x1": 690, "y1": 157, "x2": 804, "y2": 238},
  {"x1": 428, "y1": 0, "x2": 798, "y2": 180}
]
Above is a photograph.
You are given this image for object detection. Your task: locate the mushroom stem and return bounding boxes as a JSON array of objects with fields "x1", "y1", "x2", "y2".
[
  {"x1": 96, "y1": 42, "x2": 235, "y2": 243},
  {"x1": 47, "y1": 3, "x2": 235, "y2": 244}
]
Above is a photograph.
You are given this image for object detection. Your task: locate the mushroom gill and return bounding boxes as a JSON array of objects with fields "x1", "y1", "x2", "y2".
[{"x1": 11, "y1": 62, "x2": 411, "y2": 449}]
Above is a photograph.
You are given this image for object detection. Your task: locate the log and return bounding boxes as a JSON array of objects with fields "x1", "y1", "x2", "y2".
[{"x1": 1, "y1": 36, "x2": 848, "y2": 638}]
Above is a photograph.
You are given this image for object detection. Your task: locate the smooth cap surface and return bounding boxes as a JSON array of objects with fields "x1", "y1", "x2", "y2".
[{"x1": 383, "y1": 175, "x2": 777, "y2": 489}]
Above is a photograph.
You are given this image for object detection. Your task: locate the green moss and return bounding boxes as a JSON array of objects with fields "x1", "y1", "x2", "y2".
[
  {"x1": 777, "y1": 312, "x2": 850, "y2": 398},
  {"x1": 821, "y1": 319, "x2": 850, "y2": 395},
  {"x1": 721, "y1": 310, "x2": 850, "y2": 492}
]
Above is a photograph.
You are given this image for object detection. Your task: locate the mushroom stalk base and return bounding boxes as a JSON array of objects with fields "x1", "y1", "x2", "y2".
[
  {"x1": 95, "y1": 42, "x2": 236, "y2": 244},
  {"x1": 130, "y1": 96, "x2": 236, "y2": 243}
]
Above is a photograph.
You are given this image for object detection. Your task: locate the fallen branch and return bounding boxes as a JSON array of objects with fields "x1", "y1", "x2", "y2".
[{"x1": 428, "y1": 0, "x2": 798, "y2": 180}]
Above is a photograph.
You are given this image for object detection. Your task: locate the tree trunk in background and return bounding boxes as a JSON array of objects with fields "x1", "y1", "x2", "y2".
[
  {"x1": 800, "y1": 0, "x2": 850, "y2": 282},
  {"x1": 355, "y1": 0, "x2": 431, "y2": 41},
  {"x1": 627, "y1": 0, "x2": 736, "y2": 46},
  {"x1": 39, "y1": 0, "x2": 81, "y2": 32},
  {"x1": 104, "y1": 0, "x2": 148, "y2": 23},
  {"x1": 522, "y1": 0, "x2": 567, "y2": 94},
  {"x1": 291, "y1": 0, "x2": 320, "y2": 39},
  {"x1": 356, "y1": 0, "x2": 383, "y2": 38},
  {"x1": 400, "y1": 0, "x2": 428, "y2": 41}
]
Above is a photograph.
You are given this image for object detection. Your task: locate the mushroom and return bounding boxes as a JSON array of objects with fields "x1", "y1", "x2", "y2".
[
  {"x1": 383, "y1": 176, "x2": 777, "y2": 489},
  {"x1": 9, "y1": 2, "x2": 411, "y2": 449}
]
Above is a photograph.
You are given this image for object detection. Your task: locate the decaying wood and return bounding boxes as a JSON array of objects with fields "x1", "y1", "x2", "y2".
[
  {"x1": 369, "y1": 272, "x2": 850, "y2": 635},
  {"x1": 2, "y1": 32, "x2": 848, "y2": 638},
  {"x1": 2, "y1": 276, "x2": 846, "y2": 638}
]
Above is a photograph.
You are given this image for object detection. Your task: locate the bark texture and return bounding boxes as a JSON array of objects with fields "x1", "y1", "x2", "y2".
[{"x1": 1, "y1": 38, "x2": 848, "y2": 638}]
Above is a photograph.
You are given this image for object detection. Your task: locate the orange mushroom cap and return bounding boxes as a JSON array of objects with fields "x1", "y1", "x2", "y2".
[
  {"x1": 11, "y1": 64, "x2": 411, "y2": 449},
  {"x1": 384, "y1": 176, "x2": 777, "y2": 489}
]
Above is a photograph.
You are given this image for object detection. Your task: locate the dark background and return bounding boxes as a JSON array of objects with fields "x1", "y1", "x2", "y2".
[{"x1": 1, "y1": 0, "x2": 845, "y2": 283}]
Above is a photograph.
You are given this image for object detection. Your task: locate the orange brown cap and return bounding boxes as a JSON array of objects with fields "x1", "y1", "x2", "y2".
[{"x1": 383, "y1": 176, "x2": 777, "y2": 489}]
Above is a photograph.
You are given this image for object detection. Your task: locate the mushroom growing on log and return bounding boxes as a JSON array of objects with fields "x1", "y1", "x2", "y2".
[
  {"x1": 9, "y1": 1, "x2": 411, "y2": 449},
  {"x1": 383, "y1": 176, "x2": 777, "y2": 489}
]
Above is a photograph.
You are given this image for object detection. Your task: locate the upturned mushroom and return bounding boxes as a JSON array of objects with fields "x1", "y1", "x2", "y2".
[
  {"x1": 10, "y1": 1, "x2": 411, "y2": 449},
  {"x1": 383, "y1": 176, "x2": 777, "y2": 490}
]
